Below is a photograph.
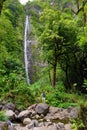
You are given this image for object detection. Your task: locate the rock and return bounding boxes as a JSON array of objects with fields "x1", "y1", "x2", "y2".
[
  {"x1": 14, "y1": 125, "x2": 29, "y2": 130},
  {"x1": 67, "y1": 107, "x2": 79, "y2": 119},
  {"x1": 44, "y1": 110, "x2": 69, "y2": 124},
  {"x1": 31, "y1": 110, "x2": 36, "y2": 117},
  {"x1": 0, "y1": 121, "x2": 16, "y2": 130},
  {"x1": 35, "y1": 103, "x2": 49, "y2": 116},
  {"x1": 27, "y1": 119, "x2": 38, "y2": 129},
  {"x1": 65, "y1": 123, "x2": 72, "y2": 130},
  {"x1": 41, "y1": 114, "x2": 44, "y2": 118},
  {"x1": 3, "y1": 103, "x2": 16, "y2": 111},
  {"x1": 56, "y1": 122, "x2": 65, "y2": 130},
  {"x1": 0, "y1": 121, "x2": 8, "y2": 130},
  {"x1": 17, "y1": 110, "x2": 32, "y2": 120},
  {"x1": 28, "y1": 104, "x2": 37, "y2": 110},
  {"x1": 49, "y1": 107, "x2": 62, "y2": 114},
  {"x1": 39, "y1": 119, "x2": 44, "y2": 122},
  {"x1": 67, "y1": 106, "x2": 73, "y2": 113},
  {"x1": 29, "y1": 125, "x2": 58, "y2": 130},
  {"x1": 6, "y1": 120, "x2": 12, "y2": 125},
  {"x1": 35, "y1": 114, "x2": 40, "y2": 119},
  {"x1": 23, "y1": 118, "x2": 31, "y2": 125},
  {"x1": 38, "y1": 122, "x2": 45, "y2": 127},
  {"x1": 44, "y1": 121, "x2": 52, "y2": 127},
  {"x1": 0, "y1": 103, "x2": 78, "y2": 130},
  {"x1": 5, "y1": 110, "x2": 16, "y2": 120},
  {"x1": 8, "y1": 125, "x2": 16, "y2": 130}
]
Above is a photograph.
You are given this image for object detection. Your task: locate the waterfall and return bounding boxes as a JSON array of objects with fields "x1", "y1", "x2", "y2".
[{"x1": 24, "y1": 15, "x2": 31, "y2": 84}]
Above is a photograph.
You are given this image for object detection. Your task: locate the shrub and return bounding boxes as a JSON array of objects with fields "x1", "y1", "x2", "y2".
[{"x1": 0, "y1": 111, "x2": 8, "y2": 121}]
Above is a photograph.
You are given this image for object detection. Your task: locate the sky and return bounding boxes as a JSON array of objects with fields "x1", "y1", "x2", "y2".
[{"x1": 19, "y1": 0, "x2": 30, "y2": 5}]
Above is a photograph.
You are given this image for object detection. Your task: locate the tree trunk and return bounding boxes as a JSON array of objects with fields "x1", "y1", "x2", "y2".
[
  {"x1": 65, "y1": 66, "x2": 71, "y2": 89},
  {"x1": 52, "y1": 56, "x2": 57, "y2": 87},
  {"x1": 48, "y1": 69, "x2": 52, "y2": 86},
  {"x1": 76, "y1": 0, "x2": 79, "y2": 10},
  {"x1": 82, "y1": 1, "x2": 86, "y2": 27}
]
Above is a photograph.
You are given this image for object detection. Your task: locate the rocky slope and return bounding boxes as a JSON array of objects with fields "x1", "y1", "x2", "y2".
[{"x1": 0, "y1": 103, "x2": 80, "y2": 130}]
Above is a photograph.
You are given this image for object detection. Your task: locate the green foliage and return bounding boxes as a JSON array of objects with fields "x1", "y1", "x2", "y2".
[
  {"x1": 10, "y1": 83, "x2": 35, "y2": 109},
  {"x1": 1, "y1": 82, "x2": 35, "y2": 109},
  {"x1": 46, "y1": 82, "x2": 77, "y2": 108},
  {"x1": 0, "y1": 0, "x2": 29, "y2": 108},
  {"x1": 71, "y1": 118, "x2": 85, "y2": 130},
  {"x1": 0, "y1": 0, "x2": 87, "y2": 111},
  {"x1": 0, "y1": 111, "x2": 8, "y2": 121}
]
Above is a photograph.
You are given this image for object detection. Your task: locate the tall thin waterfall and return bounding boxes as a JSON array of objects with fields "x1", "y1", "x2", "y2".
[{"x1": 24, "y1": 15, "x2": 30, "y2": 84}]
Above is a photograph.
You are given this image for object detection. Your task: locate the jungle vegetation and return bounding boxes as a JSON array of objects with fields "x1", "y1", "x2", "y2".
[{"x1": 0, "y1": 0, "x2": 87, "y2": 114}]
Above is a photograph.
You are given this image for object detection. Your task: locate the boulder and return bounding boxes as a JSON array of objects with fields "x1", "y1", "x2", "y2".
[
  {"x1": 35, "y1": 103, "x2": 49, "y2": 116},
  {"x1": 28, "y1": 104, "x2": 37, "y2": 110},
  {"x1": 23, "y1": 118, "x2": 31, "y2": 125},
  {"x1": 56, "y1": 122, "x2": 65, "y2": 130},
  {"x1": 27, "y1": 119, "x2": 38, "y2": 129},
  {"x1": 3, "y1": 103, "x2": 16, "y2": 111},
  {"x1": 67, "y1": 106, "x2": 79, "y2": 119},
  {"x1": 44, "y1": 110, "x2": 69, "y2": 124},
  {"x1": 5, "y1": 110, "x2": 16, "y2": 120},
  {"x1": 17, "y1": 110, "x2": 32, "y2": 120},
  {"x1": 49, "y1": 106, "x2": 62, "y2": 114}
]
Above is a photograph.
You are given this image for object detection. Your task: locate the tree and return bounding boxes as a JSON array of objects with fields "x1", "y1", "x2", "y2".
[
  {"x1": 0, "y1": 0, "x2": 25, "y2": 96},
  {"x1": 27, "y1": 0, "x2": 87, "y2": 91},
  {"x1": 39, "y1": 9, "x2": 77, "y2": 87},
  {"x1": 72, "y1": 0, "x2": 87, "y2": 27},
  {"x1": 0, "y1": 0, "x2": 6, "y2": 14}
]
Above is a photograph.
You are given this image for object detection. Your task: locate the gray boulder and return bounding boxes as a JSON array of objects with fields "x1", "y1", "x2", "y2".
[
  {"x1": 3, "y1": 103, "x2": 16, "y2": 112},
  {"x1": 27, "y1": 119, "x2": 38, "y2": 129},
  {"x1": 44, "y1": 109, "x2": 69, "y2": 124},
  {"x1": 35, "y1": 103, "x2": 49, "y2": 116},
  {"x1": 23, "y1": 118, "x2": 31, "y2": 125},
  {"x1": 5, "y1": 110, "x2": 16, "y2": 120},
  {"x1": 67, "y1": 106, "x2": 79, "y2": 119},
  {"x1": 56, "y1": 122, "x2": 65, "y2": 130},
  {"x1": 28, "y1": 104, "x2": 37, "y2": 110},
  {"x1": 18, "y1": 110, "x2": 32, "y2": 120}
]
